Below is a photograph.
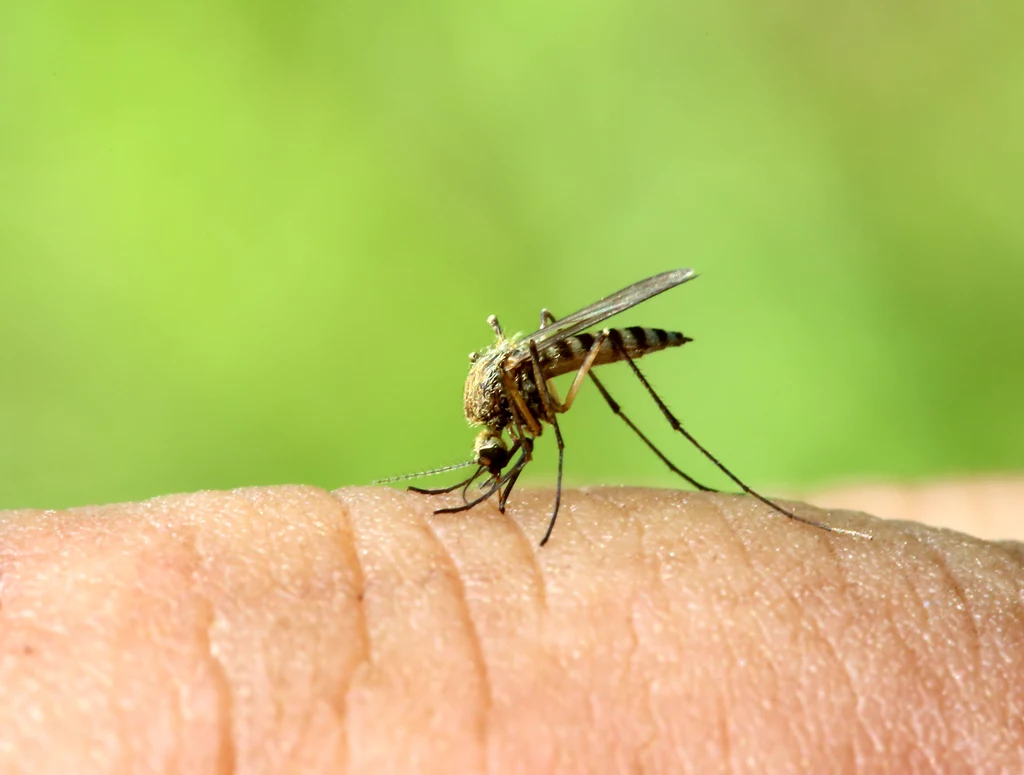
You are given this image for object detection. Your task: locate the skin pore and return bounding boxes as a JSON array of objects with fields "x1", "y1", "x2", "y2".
[{"x1": 1, "y1": 482, "x2": 1022, "y2": 774}]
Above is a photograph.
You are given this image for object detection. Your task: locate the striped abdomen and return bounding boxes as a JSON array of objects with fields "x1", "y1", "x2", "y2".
[{"x1": 538, "y1": 326, "x2": 690, "y2": 378}]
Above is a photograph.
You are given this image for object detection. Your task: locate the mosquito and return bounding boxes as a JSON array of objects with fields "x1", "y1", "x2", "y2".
[{"x1": 377, "y1": 268, "x2": 871, "y2": 546}]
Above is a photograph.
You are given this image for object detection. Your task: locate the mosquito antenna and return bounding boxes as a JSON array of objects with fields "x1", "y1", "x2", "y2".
[
  {"x1": 613, "y1": 342, "x2": 872, "y2": 540},
  {"x1": 373, "y1": 460, "x2": 475, "y2": 485}
]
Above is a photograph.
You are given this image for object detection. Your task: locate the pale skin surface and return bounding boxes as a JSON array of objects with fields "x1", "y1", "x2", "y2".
[{"x1": 1, "y1": 482, "x2": 1022, "y2": 775}]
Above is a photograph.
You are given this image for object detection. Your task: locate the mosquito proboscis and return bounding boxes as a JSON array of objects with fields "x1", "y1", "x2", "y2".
[{"x1": 377, "y1": 269, "x2": 872, "y2": 546}]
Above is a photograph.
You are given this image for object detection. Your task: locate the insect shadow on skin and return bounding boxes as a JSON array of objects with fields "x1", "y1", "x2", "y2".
[{"x1": 376, "y1": 269, "x2": 872, "y2": 546}]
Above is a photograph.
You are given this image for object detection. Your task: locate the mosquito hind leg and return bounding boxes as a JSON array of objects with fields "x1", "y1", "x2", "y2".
[
  {"x1": 607, "y1": 338, "x2": 871, "y2": 540},
  {"x1": 586, "y1": 371, "x2": 715, "y2": 491}
]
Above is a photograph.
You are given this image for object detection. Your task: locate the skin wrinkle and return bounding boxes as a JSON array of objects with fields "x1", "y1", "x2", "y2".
[
  {"x1": 565, "y1": 494, "x2": 653, "y2": 772},
  {"x1": 238, "y1": 492, "x2": 294, "y2": 753},
  {"x1": 166, "y1": 615, "x2": 185, "y2": 775},
  {"x1": 864, "y1": 545, "x2": 923, "y2": 759},
  {"x1": 994, "y1": 541, "x2": 1024, "y2": 579},
  {"x1": 325, "y1": 495, "x2": 366, "y2": 773},
  {"x1": 801, "y1": 529, "x2": 878, "y2": 770},
  {"x1": 708, "y1": 495, "x2": 755, "y2": 576},
  {"x1": 194, "y1": 589, "x2": 237, "y2": 775},
  {"x1": 787, "y1": 578, "x2": 861, "y2": 771},
  {"x1": 237, "y1": 491, "x2": 295, "y2": 759},
  {"x1": 188, "y1": 493, "x2": 242, "y2": 775},
  {"x1": 799, "y1": 562, "x2": 868, "y2": 767},
  {"x1": 937, "y1": 541, "x2": 1022, "y2": 769},
  {"x1": 723, "y1": 500, "x2": 827, "y2": 768},
  {"x1": 810, "y1": 533, "x2": 875, "y2": 767},
  {"x1": 589, "y1": 490, "x2": 656, "y2": 768},
  {"x1": 920, "y1": 541, "x2": 983, "y2": 738},
  {"x1": 694, "y1": 496, "x2": 768, "y2": 773},
  {"x1": 501, "y1": 504, "x2": 549, "y2": 612},
  {"x1": 888, "y1": 543, "x2": 961, "y2": 773},
  {"x1": 630, "y1": 493, "x2": 696, "y2": 769},
  {"x1": 129, "y1": 501, "x2": 192, "y2": 774},
  {"x1": 706, "y1": 496, "x2": 871, "y2": 773},
  {"x1": 325, "y1": 491, "x2": 372, "y2": 774},
  {"x1": 237, "y1": 489, "x2": 330, "y2": 770},
  {"x1": 716, "y1": 694, "x2": 731, "y2": 775},
  {"x1": 985, "y1": 542, "x2": 1024, "y2": 744},
  {"x1": 833, "y1": 525, "x2": 941, "y2": 769},
  {"x1": 191, "y1": 486, "x2": 353, "y2": 773},
  {"x1": 420, "y1": 519, "x2": 493, "y2": 775},
  {"x1": 799, "y1": 616, "x2": 860, "y2": 773},
  {"x1": 909, "y1": 538, "x2": 981, "y2": 768}
]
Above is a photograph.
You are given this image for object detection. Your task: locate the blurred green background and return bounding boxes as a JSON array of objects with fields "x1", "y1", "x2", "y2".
[{"x1": 2, "y1": 0, "x2": 1022, "y2": 511}]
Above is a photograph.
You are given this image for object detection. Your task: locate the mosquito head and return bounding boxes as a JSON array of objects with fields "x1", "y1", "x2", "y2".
[{"x1": 473, "y1": 430, "x2": 510, "y2": 476}]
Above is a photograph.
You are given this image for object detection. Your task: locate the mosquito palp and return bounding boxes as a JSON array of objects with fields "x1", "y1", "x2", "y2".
[{"x1": 383, "y1": 269, "x2": 871, "y2": 545}]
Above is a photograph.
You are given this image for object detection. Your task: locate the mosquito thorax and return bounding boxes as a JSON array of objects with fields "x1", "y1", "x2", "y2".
[{"x1": 463, "y1": 338, "x2": 517, "y2": 429}]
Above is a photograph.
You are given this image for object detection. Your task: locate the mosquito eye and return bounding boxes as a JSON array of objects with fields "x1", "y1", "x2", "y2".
[
  {"x1": 476, "y1": 439, "x2": 510, "y2": 474},
  {"x1": 479, "y1": 449, "x2": 507, "y2": 473}
]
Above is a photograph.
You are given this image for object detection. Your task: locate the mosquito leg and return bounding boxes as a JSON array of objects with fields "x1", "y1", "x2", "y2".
[
  {"x1": 434, "y1": 470, "x2": 509, "y2": 514},
  {"x1": 497, "y1": 466, "x2": 523, "y2": 512},
  {"x1": 586, "y1": 370, "x2": 715, "y2": 492},
  {"x1": 409, "y1": 467, "x2": 485, "y2": 495},
  {"x1": 458, "y1": 466, "x2": 487, "y2": 502},
  {"x1": 529, "y1": 340, "x2": 567, "y2": 546},
  {"x1": 498, "y1": 436, "x2": 534, "y2": 512},
  {"x1": 537, "y1": 416, "x2": 565, "y2": 546},
  {"x1": 608, "y1": 336, "x2": 871, "y2": 540}
]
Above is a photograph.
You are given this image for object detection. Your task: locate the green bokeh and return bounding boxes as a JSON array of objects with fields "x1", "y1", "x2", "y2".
[{"x1": 2, "y1": 0, "x2": 1022, "y2": 510}]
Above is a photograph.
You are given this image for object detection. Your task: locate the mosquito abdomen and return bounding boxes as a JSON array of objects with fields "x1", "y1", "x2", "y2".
[{"x1": 540, "y1": 326, "x2": 691, "y2": 378}]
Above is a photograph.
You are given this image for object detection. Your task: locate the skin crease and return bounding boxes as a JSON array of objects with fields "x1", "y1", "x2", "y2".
[{"x1": 0, "y1": 483, "x2": 1022, "y2": 775}]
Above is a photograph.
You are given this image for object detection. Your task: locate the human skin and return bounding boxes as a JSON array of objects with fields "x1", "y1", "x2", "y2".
[{"x1": 0, "y1": 483, "x2": 1022, "y2": 775}]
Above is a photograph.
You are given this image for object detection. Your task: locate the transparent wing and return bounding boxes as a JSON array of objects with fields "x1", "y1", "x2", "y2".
[{"x1": 509, "y1": 268, "x2": 698, "y2": 361}]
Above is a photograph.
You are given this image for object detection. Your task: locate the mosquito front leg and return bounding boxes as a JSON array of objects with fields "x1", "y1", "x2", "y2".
[
  {"x1": 528, "y1": 339, "x2": 567, "y2": 545},
  {"x1": 498, "y1": 436, "x2": 534, "y2": 513},
  {"x1": 501, "y1": 362, "x2": 544, "y2": 438}
]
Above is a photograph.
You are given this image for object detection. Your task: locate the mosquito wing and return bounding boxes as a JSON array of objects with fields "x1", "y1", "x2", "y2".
[{"x1": 508, "y1": 268, "x2": 698, "y2": 362}]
